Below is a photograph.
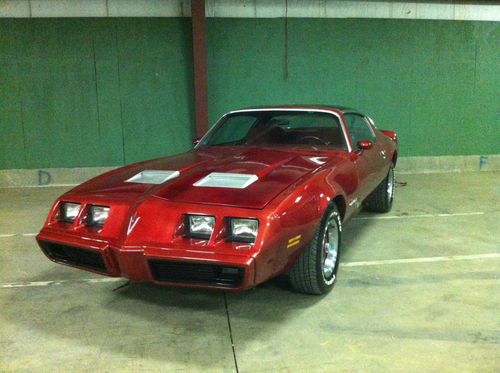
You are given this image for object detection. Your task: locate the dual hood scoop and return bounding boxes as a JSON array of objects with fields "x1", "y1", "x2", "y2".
[
  {"x1": 126, "y1": 170, "x2": 258, "y2": 189},
  {"x1": 126, "y1": 170, "x2": 180, "y2": 185},
  {"x1": 193, "y1": 172, "x2": 258, "y2": 189}
]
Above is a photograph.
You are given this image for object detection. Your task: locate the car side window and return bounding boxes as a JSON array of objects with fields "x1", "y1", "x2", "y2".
[{"x1": 344, "y1": 114, "x2": 375, "y2": 149}]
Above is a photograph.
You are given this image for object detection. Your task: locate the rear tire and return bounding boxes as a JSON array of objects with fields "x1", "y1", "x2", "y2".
[
  {"x1": 365, "y1": 164, "x2": 395, "y2": 213},
  {"x1": 289, "y1": 204, "x2": 341, "y2": 295}
]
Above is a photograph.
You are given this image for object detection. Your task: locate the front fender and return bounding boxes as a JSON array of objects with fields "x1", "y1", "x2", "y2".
[{"x1": 253, "y1": 168, "x2": 348, "y2": 284}]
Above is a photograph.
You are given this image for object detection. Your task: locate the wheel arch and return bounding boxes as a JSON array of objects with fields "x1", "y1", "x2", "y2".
[
  {"x1": 316, "y1": 184, "x2": 348, "y2": 223},
  {"x1": 331, "y1": 194, "x2": 346, "y2": 221},
  {"x1": 260, "y1": 173, "x2": 348, "y2": 285},
  {"x1": 392, "y1": 150, "x2": 398, "y2": 166}
]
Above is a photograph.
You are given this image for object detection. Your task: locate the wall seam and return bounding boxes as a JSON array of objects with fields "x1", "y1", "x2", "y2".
[
  {"x1": 284, "y1": 0, "x2": 288, "y2": 80},
  {"x1": 473, "y1": 38, "x2": 478, "y2": 93},
  {"x1": 14, "y1": 21, "x2": 29, "y2": 168},
  {"x1": 114, "y1": 23, "x2": 126, "y2": 165},
  {"x1": 91, "y1": 33, "x2": 103, "y2": 147}
]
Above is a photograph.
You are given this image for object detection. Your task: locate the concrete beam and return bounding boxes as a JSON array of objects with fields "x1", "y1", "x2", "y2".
[
  {"x1": 107, "y1": 0, "x2": 183, "y2": 17},
  {"x1": 0, "y1": 0, "x2": 30, "y2": 17},
  {"x1": 0, "y1": 1, "x2": 499, "y2": 21},
  {"x1": 30, "y1": 0, "x2": 107, "y2": 17}
]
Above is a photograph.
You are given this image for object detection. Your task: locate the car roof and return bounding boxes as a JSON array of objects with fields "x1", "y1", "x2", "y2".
[{"x1": 229, "y1": 104, "x2": 361, "y2": 116}]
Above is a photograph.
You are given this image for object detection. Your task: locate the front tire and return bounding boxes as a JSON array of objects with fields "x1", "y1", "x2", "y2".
[
  {"x1": 289, "y1": 204, "x2": 341, "y2": 295},
  {"x1": 365, "y1": 164, "x2": 395, "y2": 213}
]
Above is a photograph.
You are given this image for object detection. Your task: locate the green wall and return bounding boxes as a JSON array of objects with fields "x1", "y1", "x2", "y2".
[
  {"x1": 207, "y1": 18, "x2": 499, "y2": 157},
  {"x1": 1, "y1": 18, "x2": 499, "y2": 169},
  {"x1": 0, "y1": 18, "x2": 194, "y2": 169}
]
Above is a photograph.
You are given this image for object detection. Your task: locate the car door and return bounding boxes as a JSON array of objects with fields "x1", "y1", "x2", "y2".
[
  {"x1": 362, "y1": 115, "x2": 389, "y2": 186},
  {"x1": 343, "y1": 113, "x2": 383, "y2": 201}
]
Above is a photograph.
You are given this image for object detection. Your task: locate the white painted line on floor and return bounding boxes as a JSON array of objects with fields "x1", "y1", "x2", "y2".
[
  {"x1": 353, "y1": 212, "x2": 484, "y2": 220},
  {"x1": 0, "y1": 277, "x2": 122, "y2": 289},
  {"x1": 0, "y1": 233, "x2": 37, "y2": 238},
  {"x1": 1, "y1": 253, "x2": 498, "y2": 289},
  {"x1": 342, "y1": 253, "x2": 500, "y2": 267}
]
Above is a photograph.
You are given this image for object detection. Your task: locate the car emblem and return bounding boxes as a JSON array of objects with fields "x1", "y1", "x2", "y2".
[{"x1": 127, "y1": 215, "x2": 141, "y2": 235}]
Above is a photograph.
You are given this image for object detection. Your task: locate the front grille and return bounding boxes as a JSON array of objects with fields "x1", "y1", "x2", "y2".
[
  {"x1": 39, "y1": 241, "x2": 107, "y2": 273},
  {"x1": 149, "y1": 260, "x2": 244, "y2": 288}
]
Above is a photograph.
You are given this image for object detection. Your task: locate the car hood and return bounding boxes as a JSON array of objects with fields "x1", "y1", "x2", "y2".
[{"x1": 70, "y1": 147, "x2": 343, "y2": 209}]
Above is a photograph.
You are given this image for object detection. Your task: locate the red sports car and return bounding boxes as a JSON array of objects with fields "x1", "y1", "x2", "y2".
[{"x1": 37, "y1": 105, "x2": 397, "y2": 294}]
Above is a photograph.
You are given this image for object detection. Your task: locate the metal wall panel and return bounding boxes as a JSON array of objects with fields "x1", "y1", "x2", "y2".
[
  {"x1": 206, "y1": 19, "x2": 500, "y2": 157},
  {"x1": 1, "y1": 15, "x2": 499, "y2": 169},
  {"x1": 0, "y1": 19, "x2": 194, "y2": 169}
]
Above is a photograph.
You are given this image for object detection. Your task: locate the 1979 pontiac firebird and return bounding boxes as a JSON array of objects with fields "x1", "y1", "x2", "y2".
[{"x1": 37, "y1": 105, "x2": 397, "y2": 294}]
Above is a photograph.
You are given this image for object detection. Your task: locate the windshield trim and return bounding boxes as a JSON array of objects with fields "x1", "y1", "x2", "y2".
[{"x1": 197, "y1": 108, "x2": 352, "y2": 152}]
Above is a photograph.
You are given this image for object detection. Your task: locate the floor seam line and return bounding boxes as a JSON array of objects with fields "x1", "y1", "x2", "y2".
[{"x1": 223, "y1": 292, "x2": 239, "y2": 373}]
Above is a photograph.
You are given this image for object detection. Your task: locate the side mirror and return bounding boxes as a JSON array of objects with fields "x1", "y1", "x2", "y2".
[
  {"x1": 192, "y1": 138, "x2": 201, "y2": 145},
  {"x1": 381, "y1": 130, "x2": 397, "y2": 143},
  {"x1": 357, "y1": 140, "x2": 373, "y2": 150}
]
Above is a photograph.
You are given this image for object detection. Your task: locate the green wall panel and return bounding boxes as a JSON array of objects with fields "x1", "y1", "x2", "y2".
[
  {"x1": 91, "y1": 20, "x2": 126, "y2": 166},
  {"x1": 0, "y1": 19, "x2": 26, "y2": 168},
  {"x1": 115, "y1": 18, "x2": 194, "y2": 164},
  {"x1": 0, "y1": 18, "x2": 194, "y2": 169},
  {"x1": 0, "y1": 17, "x2": 498, "y2": 169},
  {"x1": 207, "y1": 18, "x2": 500, "y2": 157},
  {"x1": 16, "y1": 19, "x2": 101, "y2": 168}
]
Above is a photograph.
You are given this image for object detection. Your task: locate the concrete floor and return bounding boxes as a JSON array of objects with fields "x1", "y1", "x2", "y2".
[{"x1": 0, "y1": 172, "x2": 498, "y2": 372}]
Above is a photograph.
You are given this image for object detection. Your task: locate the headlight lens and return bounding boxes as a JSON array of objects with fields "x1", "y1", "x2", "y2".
[
  {"x1": 89, "y1": 205, "x2": 110, "y2": 227},
  {"x1": 60, "y1": 202, "x2": 81, "y2": 223},
  {"x1": 186, "y1": 215, "x2": 215, "y2": 239},
  {"x1": 229, "y1": 218, "x2": 259, "y2": 243}
]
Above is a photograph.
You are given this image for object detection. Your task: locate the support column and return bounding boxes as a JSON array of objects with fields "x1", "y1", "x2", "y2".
[{"x1": 191, "y1": 0, "x2": 209, "y2": 138}]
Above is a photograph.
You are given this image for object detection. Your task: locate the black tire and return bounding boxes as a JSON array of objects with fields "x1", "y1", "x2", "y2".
[
  {"x1": 289, "y1": 204, "x2": 342, "y2": 295},
  {"x1": 364, "y1": 164, "x2": 395, "y2": 213}
]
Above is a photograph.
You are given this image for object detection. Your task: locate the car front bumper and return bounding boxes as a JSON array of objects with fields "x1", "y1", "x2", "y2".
[{"x1": 36, "y1": 232, "x2": 256, "y2": 291}]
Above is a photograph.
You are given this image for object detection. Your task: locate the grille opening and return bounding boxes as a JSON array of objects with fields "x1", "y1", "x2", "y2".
[
  {"x1": 39, "y1": 241, "x2": 107, "y2": 273},
  {"x1": 149, "y1": 260, "x2": 244, "y2": 288}
]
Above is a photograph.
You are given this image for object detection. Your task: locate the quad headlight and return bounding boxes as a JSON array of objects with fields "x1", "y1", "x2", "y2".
[
  {"x1": 88, "y1": 205, "x2": 110, "y2": 227},
  {"x1": 228, "y1": 218, "x2": 259, "y2": 243},
  {"x1": 185, "y1": 214, "x2": 215, "y2": 239},
  {"x1": 60, "y1": 202, "x2": 81, "y2": 223}
]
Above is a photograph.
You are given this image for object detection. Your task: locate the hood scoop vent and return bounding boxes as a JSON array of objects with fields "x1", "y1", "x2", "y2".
[
  {"x1": 193, "y1": 172, "x2": 258, "y2": 189},
  {"x1": 126, "y1": 170, "x2": 180, "y2": 185}
]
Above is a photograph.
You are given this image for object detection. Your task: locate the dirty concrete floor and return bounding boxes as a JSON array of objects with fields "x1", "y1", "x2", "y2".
[{"x1": 0, "y1": 172, "x2": 498, "y2": 372}]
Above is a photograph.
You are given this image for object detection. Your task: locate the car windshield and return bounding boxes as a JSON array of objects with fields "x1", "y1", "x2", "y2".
[{"x1": 200, "y1": 110, "x2": 347, "y2": 150}]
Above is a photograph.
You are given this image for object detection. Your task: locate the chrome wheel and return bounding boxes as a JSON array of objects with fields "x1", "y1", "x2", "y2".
[
  {"x1": 289, "y1": 204, "x2": 342, "y2": 294},
  {"x1": 322, "y1": 212, "x2": 339, "y2": 283},
  {"x1": 387, "y1": 166, "x2": 395, "y2": 202}
]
